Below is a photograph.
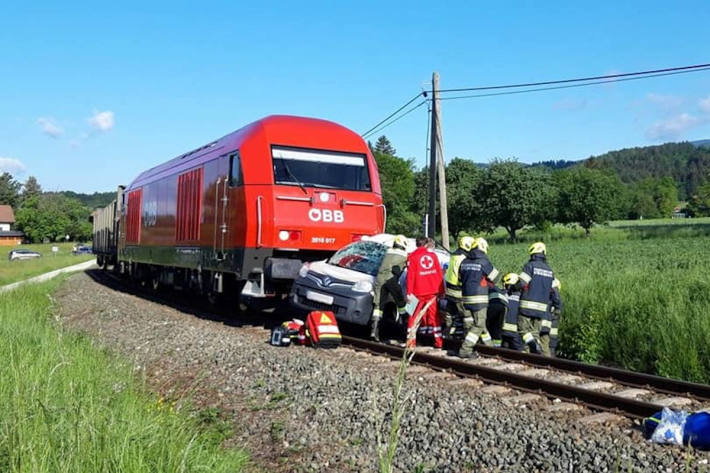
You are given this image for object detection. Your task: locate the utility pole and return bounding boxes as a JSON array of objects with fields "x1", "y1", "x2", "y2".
[
  {"x1": 427, "y1": 72, "x2": 450, "y2": 248},
  {"x1": 427, "y1": 74, "x2": 438, "y2": 239},
  {"x1": 435, "y1": 74, "x2": 450, "y2": 250}
]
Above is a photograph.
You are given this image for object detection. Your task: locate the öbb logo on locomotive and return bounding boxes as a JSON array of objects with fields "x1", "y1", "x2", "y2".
[{"x1": 308, "y1": 208, "x2": 345, "y2": 223}]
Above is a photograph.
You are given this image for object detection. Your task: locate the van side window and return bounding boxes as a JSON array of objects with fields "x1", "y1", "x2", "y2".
[{"x1": 229, "y1": 153, "x2": 242, "y2": 187}]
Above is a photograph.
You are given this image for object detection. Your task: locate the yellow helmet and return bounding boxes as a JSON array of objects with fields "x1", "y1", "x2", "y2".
[
  {"x1": 393, "y1": 234, "x2": 407, "y2": 249},
  {"x1": 473, "y1": 237, "x2": 489, "y2": 254},
  {"x1": 528, "y1": 241, "x2": 546, "y2": 255},
  {"x1": 458, "y1": 236, "x2": 476, "y2": 251},
  {"x1": 503, "y1": 273, "x2": 519, "y2": 286}
]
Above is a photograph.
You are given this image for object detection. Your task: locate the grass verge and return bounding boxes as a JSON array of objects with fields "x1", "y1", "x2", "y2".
[
  {"x1": 0, "y1": 242, "x2": 93, "y2": 286},
  {"x1": 0, "y1": 278, "x2": 249, "y2": 472}
]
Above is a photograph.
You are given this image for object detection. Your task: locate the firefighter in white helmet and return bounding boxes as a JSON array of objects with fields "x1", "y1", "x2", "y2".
[
  {"x1": 518, "y1": 242, "x2": 558, "y2": 355},
  {"x1": 455, "y1": 237, "x2": 500, "y2": 358},
  {"x1": 443, "y1": 235, "x2": 476, "y2": 339},
  {"x1": 370, "y1": 234, "x2": 408, "y2": 341}
]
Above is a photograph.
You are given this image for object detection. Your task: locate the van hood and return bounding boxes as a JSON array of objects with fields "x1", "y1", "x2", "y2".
[{"x1": 308, "y1": 260, "x2": 375, "y2": 284}]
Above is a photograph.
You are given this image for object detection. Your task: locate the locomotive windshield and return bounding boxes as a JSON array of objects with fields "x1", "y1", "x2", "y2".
[{"x1": 272, "y1": 146, "x2": 371, "y2": 191}]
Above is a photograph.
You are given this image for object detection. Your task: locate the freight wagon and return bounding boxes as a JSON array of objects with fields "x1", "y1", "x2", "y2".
[{"x1": 93, "y1": 115, "x2": 385, "y2": 303}]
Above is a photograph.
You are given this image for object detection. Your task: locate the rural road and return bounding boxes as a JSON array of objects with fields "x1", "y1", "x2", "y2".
[{"x1": 0, "y1": 259, "x2": 97, "y2": 293}]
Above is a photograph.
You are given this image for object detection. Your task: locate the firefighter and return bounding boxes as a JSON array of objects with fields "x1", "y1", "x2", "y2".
[
  {"x1": 444, "y1": 236, "x2": 476, "y2": 340},
  {"x1": 549, "y1": 278, "x2": 562, "y2": 356},
  {"x1": 518, "y1": 242, "x2": 557, "y2": 355},
  {"x1": 456, "y1": 237, "x2": 501, "y2": 358},
  {"x1": 487, "y1": 285, "x2": 507, "y2": 347},
  {"x1": 405, "y1": 236, "x2": 444, "y2": 348},
  {"x1": 370, "y1": 235, "x2": 408, "y2": 341},
  {"x1": 501, "y1": 273, "x2": 524, "y2": 350}
]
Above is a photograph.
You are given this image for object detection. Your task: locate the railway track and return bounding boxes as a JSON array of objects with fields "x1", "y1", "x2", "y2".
[
  {"x1": 87, "y1": 267, "x2": 710, "y2": 421},
  {"x1": 342, "y1": 335, "x2": 710, "y2": 419}
]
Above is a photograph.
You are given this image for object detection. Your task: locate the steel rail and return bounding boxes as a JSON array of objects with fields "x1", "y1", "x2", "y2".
[
  {"x1": 472, "y1": 345, "x2": 710, "y2": 401},
  {"x1": 342, "y1": 336, "x2": 666, "y2": 419}
]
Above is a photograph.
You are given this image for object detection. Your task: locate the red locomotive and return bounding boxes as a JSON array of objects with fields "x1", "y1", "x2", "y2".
[{"x1": 93, "y1": 115, "x2": 384, "y2": 301}]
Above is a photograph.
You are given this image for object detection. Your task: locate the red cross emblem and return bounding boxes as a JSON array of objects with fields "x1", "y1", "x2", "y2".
[{"x1": 420, "y1": 254, "x2": 434, "y2": 270}]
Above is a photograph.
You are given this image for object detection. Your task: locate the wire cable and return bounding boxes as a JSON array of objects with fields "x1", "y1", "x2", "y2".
[
  {"x1": 436, "y1": 62, "x2": 710, "y2": 94},
  {"x1": 437, "y1": 66, "x2": 710, "y2": 101},
  {"x1": 361, "y1": 92, "x2": 424, "y2": 137},
  {"x1": 362, "y1": 100, "x2": 428, "y2": 139}
]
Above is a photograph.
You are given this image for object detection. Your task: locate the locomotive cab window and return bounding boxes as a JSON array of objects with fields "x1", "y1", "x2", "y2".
[
  {"x1": 229, "y1": 153, "x2": 242, "y2": 187},
  {"x1": 272, "y1": 146, "x2": 371, "y2": 191}
]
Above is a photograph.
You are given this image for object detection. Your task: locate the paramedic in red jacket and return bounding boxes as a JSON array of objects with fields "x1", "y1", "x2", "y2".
[{"x1": 406, "y1": 236, "x2": 445, "y2": 348}]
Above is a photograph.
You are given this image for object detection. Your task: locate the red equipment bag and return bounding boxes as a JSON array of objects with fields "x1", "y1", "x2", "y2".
[{"x1": 304, "y1": 311, "x2": 342, "y2": 348}]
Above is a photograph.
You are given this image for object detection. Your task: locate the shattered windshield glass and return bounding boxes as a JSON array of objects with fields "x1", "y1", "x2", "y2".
[{"x1": 328, "y1": 241, "x2": 387, "y2": 276}]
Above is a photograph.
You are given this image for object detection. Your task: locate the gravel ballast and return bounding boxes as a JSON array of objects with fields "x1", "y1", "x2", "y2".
[{"x1": 54, "y1": 271, "x2": 708, "y2": 472}]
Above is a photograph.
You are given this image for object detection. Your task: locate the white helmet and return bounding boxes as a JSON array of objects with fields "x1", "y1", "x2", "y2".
[{"x1": 473, "y1": 237, "x2": 489, "y2": 254}]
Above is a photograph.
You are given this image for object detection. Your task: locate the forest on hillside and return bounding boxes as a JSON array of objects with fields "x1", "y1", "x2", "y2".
[{"x1": 371, "y1": 137, "x2": 710, "y2": 238}]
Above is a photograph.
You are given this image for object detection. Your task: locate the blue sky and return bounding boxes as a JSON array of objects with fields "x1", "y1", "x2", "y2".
[{"x1": 1, "y1": 1, "x2": 710, "y2": 193}]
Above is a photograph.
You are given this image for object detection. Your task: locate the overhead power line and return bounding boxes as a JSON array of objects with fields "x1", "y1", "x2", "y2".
[
  {"x1": 360, "y1": 92, "x2": 424, "y2": 138},
  {"x1": 438, "y1": 66, "x2": 710, "y2": 101},
  {"x1": 436, "y1": 62, "x2": 710, "y2": 94},
  {"x1": 360, "y1": 61, "x2": 710, "y2": 138},
  {"x1": 362, "y1": 99, "x2": 427, "y2": 139}
]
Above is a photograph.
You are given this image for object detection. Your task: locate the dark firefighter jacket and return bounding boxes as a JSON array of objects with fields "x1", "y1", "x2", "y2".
[
  {"x1": 518, "y1": 254, "x2": 556, "y2": 319},
  {"x1": 459, "y1": 249, "x2": 501, "y2": 311},
  {"x1": 502, "y1": 290, "x2": 521, "y2": 335}
]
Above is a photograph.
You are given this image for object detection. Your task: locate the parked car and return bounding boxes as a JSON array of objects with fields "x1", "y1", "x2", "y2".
[
  {"x1": 289, "y1": 234, "x2": 449, "y2": 330},
  {"x1": 8, "y1": 249, "x2": 42, "y2": 261},
  {"x1": 72, "y1": 245, "x2": 92, "y2": 255}
]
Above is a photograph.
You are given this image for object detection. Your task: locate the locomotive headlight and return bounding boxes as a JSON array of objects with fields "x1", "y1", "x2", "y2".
[
  {"x1": 352, "y1": 280, "x2": 373, "y2": 293},
  {"x1": 298, "y1": 263, "x2": 310, "y2": 278},
  {"x1": 279, "y1": 230, "x2": 290, "y2": 241},
  {"x1": 318, "y1": 192, "x2": 330, "y2": 203}
]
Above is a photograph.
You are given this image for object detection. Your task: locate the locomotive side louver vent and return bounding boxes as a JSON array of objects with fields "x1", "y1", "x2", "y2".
[{"x1": 176, "y1": 168, "x2": 203, "y2": 242}]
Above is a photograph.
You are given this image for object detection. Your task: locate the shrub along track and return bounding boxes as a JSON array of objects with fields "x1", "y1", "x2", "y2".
[{"x1": 55, "y1": 268, "x2": 710, "y2": 472}]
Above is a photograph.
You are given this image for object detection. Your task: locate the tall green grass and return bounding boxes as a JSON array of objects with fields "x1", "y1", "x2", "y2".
[
  {"x1": 0, "y1": 279, "x2": 249, "y2": 472},
  {"x1": 486, "y1": 233, "x2": 710, "y2": 383},
  {"x1": 0, "y1": 242, "x2": 93, "y2": 286}
]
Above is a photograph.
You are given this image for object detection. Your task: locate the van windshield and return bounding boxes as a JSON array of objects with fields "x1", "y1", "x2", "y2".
[
  {"x1": 328, "y1": 241, "x2": 387, "y2": 276},
  {"x1": 272, "y1": 146, "x2": 371, "y2": 191}
]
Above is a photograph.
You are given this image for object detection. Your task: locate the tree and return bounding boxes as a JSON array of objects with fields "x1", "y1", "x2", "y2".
[
  {"x1": 0, "y1": 172, "x2": 21, "y2": 209},
  {"x1": 373, "y1": 151, "x2": 419, "y2": 234},
  {"x1": 15, "y1": 193, "x2": 92, "y2": 242},
  {"x1": 445, "y1": 158, "x2": 485, "y2": 237},
  {"x1": 687, "y1": 182, "x2": 710, "y2": 217},
  {"x1": 555, "y1": 168, "x2": 623, "y2": 235},
  {"x1": 627, "y1": 177, "x2": 679, "y2": 219},
  {"x1": 374, "y1": 135, "x2": 396, "y2": 156},
  {"x1": 477, "y1": 160, "x2": 554, "y2": 240},
  {"x1": 22, "y1": 176, "x2": 42, "y2": 201}
]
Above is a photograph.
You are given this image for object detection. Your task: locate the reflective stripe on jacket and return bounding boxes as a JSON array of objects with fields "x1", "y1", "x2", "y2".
[
  {"x1": 519, "y1": 255, "x2": 555, "y2": 319},
  {"x1": 502, "y1": 292, "x2": 520, "y2": 334},
  {"x1": 459, "y1": 249, "x2": 500, "y2": 311}
]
